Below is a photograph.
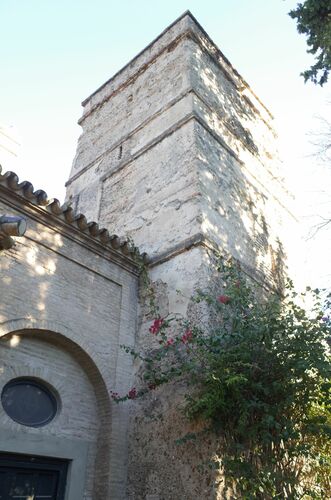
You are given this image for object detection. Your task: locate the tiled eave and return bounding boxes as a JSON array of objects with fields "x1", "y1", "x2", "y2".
[{"x1": 0, "y1": 166, "x2": 147, "y2": 274}]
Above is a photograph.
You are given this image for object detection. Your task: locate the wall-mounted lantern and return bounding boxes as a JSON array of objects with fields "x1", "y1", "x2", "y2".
[{"x1": 0, "y1": 215, "x2": 27, "y2": 250}]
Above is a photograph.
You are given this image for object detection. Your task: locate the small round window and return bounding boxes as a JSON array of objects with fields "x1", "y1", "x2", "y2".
[{"x1": 1, "y1": 378, "x2": 58, "y2": 427}]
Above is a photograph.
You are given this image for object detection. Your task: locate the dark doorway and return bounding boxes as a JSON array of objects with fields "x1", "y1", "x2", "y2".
[{"x1": 0, "y1": 454, "x2": 68, "y2": 500}]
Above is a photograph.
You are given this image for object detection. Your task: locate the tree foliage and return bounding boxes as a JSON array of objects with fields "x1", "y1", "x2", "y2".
[{"x1": 289, "y1": 0, "x2": 331, "y2": 85}]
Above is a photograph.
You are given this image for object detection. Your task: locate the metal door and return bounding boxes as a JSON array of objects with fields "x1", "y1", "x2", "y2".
[{"x1": 0, "y1": 454, "x2": 68, "y2": 500}]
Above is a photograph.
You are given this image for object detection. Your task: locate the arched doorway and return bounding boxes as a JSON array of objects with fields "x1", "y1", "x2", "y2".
[{"x1": 0, "y1": 327, "x2": 112, "y2": 499}]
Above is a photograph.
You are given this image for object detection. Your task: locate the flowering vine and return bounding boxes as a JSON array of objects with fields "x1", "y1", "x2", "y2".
[{"x1": 111, "y1": 256, "x2": 331, "y2": 498}]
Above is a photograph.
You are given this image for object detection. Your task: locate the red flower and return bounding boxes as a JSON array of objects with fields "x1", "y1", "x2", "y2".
[
  {"x1": 181, "y1": 329, "x2": 193, "y2": 344},
  {"x1": 128, "y1": 388, "x2": 137, "y2": 399},
  {"x1": 218, "y1": 295, "x2": 230, "y2": 304},
  {"x1": 149, "y1": 318, "x2": 164, "y2": 335},
  {"x1": 166, "y1": 338, "x2": 174, "y2": 346}
]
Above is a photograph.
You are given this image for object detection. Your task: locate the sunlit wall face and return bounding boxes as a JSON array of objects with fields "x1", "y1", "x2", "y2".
[
  {"x1": 66, "y1": 12, "x2": 297, "y2": 293},
  {"x1": 0, "y1": 176, "x2": 140, "y2": 498}
]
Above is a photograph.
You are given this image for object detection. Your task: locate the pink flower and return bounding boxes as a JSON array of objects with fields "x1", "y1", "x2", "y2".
[
  {"x1": 128, "y1": 388, "x2": 137, "y2": 399},
  {"x1": 110, "y1": 391, "x2": 120, "y2": 401},
  {"x1": 149, "y1": 318, "x2": 164, "y2": 335},
  {"x1": 166, "y1": 338, "x2": 174, "y2": 346},
  {"x1": 181, "y1": 329, "x2": 193, "y2": 344},
  {"x1": 218, "y1": 295, "x2": 230, "y2": 304}
]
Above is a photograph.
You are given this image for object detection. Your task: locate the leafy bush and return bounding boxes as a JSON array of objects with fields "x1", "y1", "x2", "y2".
[{"x1": 114, "y1": 257, "x2": 331, "y2": 498}]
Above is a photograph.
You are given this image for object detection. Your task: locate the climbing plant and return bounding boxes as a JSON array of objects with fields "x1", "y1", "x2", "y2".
[{"x1": 112, "y1": 257, "x2": 331, "y2": 499}]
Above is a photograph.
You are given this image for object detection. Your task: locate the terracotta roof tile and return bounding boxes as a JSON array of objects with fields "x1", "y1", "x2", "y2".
[{"x1": 0, "y1": 166, "x2": 147, "y2": 264}]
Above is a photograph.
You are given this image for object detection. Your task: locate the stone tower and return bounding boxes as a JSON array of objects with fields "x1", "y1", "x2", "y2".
[
  {"x1": 69, "y1": 10, "x2": 298, "y2": 498},
  {"x1": 66, "y1": 11, "x2": 296, "y2": 316}
]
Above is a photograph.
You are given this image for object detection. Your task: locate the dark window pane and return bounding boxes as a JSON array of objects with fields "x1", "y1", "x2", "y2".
[
  {"x1": 8, "y1": 471, "x2": 34, "y2": 496},
  {"x1": 1, "y1": 379, "x2": 57, "y2": 427},
  {"x1": 35, "y1": 471, "x2": 59, "y2": 496}
]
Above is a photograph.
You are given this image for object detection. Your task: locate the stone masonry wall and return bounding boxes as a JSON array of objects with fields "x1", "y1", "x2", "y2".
[
  {"x1": 65, "y1": 11, "x2": 298, "y2": 499},
  {"x1": 99, "y1": 120, "x2": 199, "y2": 257},
  {"x1": 67, "y1": 11, "x2": 296, "y2": 292}
]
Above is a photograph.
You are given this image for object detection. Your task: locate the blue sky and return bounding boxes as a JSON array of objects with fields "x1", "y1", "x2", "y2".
[{"x1": 0, "y1": 0, "x2": 330, "y2": 287}]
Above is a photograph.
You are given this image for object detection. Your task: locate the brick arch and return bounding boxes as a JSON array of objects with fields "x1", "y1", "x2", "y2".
[
  {"x1": 0, "y1": 318, "x2": 108, "y2": 382},
  {"x1": 0, "y1": 318, "x2": 113, "y2": 498}
]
